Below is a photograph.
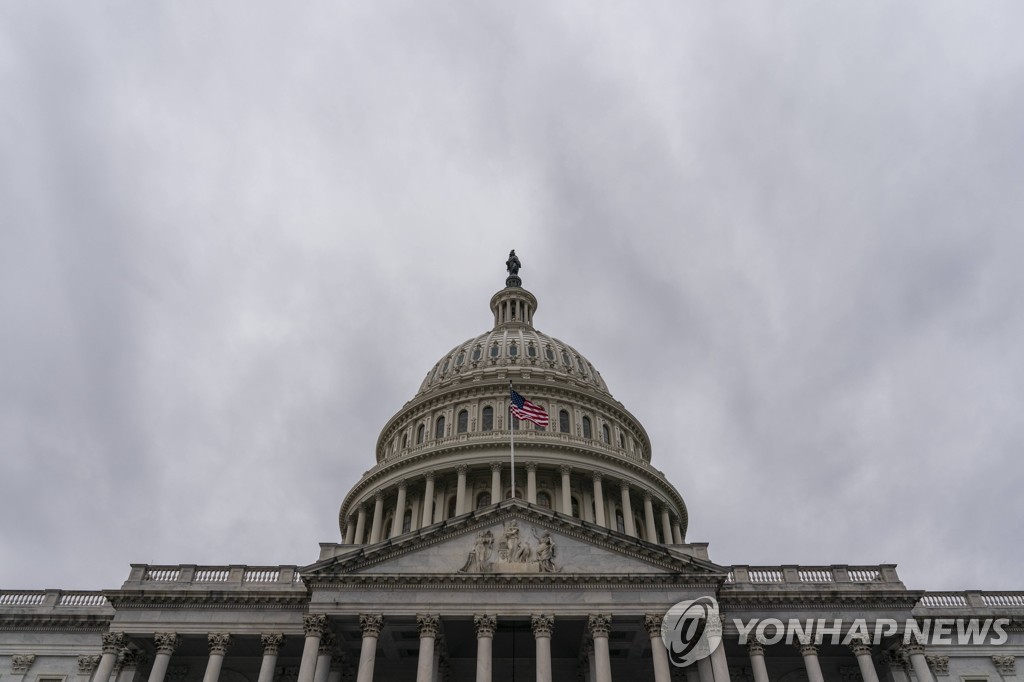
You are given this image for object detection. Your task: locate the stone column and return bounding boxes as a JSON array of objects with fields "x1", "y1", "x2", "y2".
[
  {"x1": 203, "y1": 634, "x2": 232, "y2": 682},
  {"x1": 257, "y1": 635, "x2": 284, "y2": 682},
  {"x1": 148, "y1": 634, "x2": 180, "y2": 682},
  {"x1": 586, "y1": 641, "x2": 597, "y2": 682},
  {"x1": 644, "y1": 615, "x2": 671, "y2": 682},
  {"x1": 560, "y1": 465, "x2": 573, "y2": 514},
  {"x1": 455, "y1": 465, "x2": 468, "y2": 515},
  {"x1": 369, "y1": 492, "x2": 385, "y2": 544},
  {"x1": 328, "y1": 655, "x2": 346, "y2": 682},
  {"x1": 796, "y1": 640, "x2": 825, "y2": 682},
  {"x1": 620, "y1": 482, "x2": 637, "y2": 537},
  {"x1": 848, "y1": 637, "x2": 880, "y2": 682},
  {"x1": 356, "y1": 614, "x2": 383, "y2": 682},
  {"x1": 344, "y1": 518, "x2": 355, "y2": 544},
  {"x1": 354, "y1": 505, "x2": 367, "y2": 544},
  {"x1": 588, "y1": 615, "x2": 613, "y2": 682},
  {"x1": 643, "y1": 492, "x2": 658, "y2": 542},
  {"x1": 526, "y1": 462, "x2": 538, "y2": 504},
  {"x1": 93, "y1": 633, "x2": 125, "y2": 682},
  {"x1": 422, "y1": 473, "x2": 435, "y2": 527},
  {"x1": 416, "y1": 615, "x2": 440, "y2": 682},
  {"x1": 592, "y1": 473, "x2": 607, "y2": 527},
  {"x1": 298, "y1": 615, "x2": 327, "y2": 682},
  {"x1": 490, "y1": 462, "x2": 502, "y2": 504},
  {"x1": 709, "y1": 616, "x2": 730, "y2": 682},
  {"x1": 532, "y1": 615, "x2": 554, "y2": 682},
  {"x1": 660, "y1": 508, "x2": 673, "y2": 545},
  {"x1": 313, "y1": 633, "x2": 336, "y2": 682},
  {"x1": 697, "y1": 657, "x2": 715, "y2": 682},
  {"x1": 672, "y1": 521, "x2": 683, "y2": 544},
  {"x1": 746, "y1": 641, "x2": 769, "y2": 682},
  {"x1": 391, "y1": 480, "x2": 408, "y2": 537},
  {"x1": 474, "y1": 615, "x2": 496, "y2": 682},
  {"x1": 117, "y1": 649, "x2": 146, "y2": 682},
  {"x1": 902, "y1": 642, "x2": 936, "y2": 682}
]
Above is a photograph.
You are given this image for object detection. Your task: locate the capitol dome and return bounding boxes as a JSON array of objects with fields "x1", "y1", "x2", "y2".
[{"x1": 337, "y1": 261, "x2": 689, "y2": 549}]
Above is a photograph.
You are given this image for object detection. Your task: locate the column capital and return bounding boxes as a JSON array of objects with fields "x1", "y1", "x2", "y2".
[
  {"x1": 208, "y1": 633, "x2": 232, "y2": 655},
  {"x1": 474, "y1": 614, "x2": 497, "y2": 638},
  {"x1": 592, "y1": 471, "x2": 604, "y2": 482},
  {"x1": 101, "y1": 632, "x2": 126, "y2": 654},
  {"x1": 396, "y1": 479, "x2": 408, "y2": 491},
  {"x1": 303, "y1": 614, "x2": 328, "y2": 637},
  {"x1": 795, "y1": 639, "x2": 818, "y2": 657},
  {"x1": 490, "y1": 461, "x2": 502, "y2": 472},
  {"x1": 120, "y1": 650, "x2": 147, "y2": 670},
  {"x1": 643, "y1": 614, "x2": 663, "y2": 637},
  {"x1": 927, "y1": 655, "x2": 950, "y2": 675},
  {"x1": 317, "y1": 632, "x2": 336, "y2": 656},
  {"x1": 746, "y1": 640, "x2": 766, "y2": 656},
  {"x1": 992, "y1": 656, "x2": 1016, "y2": 676},
  {"x1": 78, "y1": 655, "x2": 101, "y2": 674},
  {"x1": 424, "y1": 470, "x2": 436, "y2": 481},
  {"x1": 531, "y1": 614, "x2": 554, "y2": 638},
  {"x1": 588, "y1": 614, "x2": 613, "y2": 637},
  {"x1": 154, "y1": 633, "x2": 180, "y2": 654},
  {"x1": 416, "y1": 614, "x2": 441, "y2": 638},
  {"x1": 560, "y1": 464, "x2": 572, "y2": 475},
  {"x1": 359, "y1": 614, "x2": 384, "y2": 638},
  {"x1": 848, "y1": 636, "x2": 872, "y2": 657},
  {"x1": 901, "y1": 641, "x2": 925, "y2": 657},
  {"x1": 880, "y1": 651, "x2": 907, "y2": 672},
  {"x1": 373, "y1": 490, "x2": 385, "y2": 502},
  {"x1": 260, "y1": 633, "x2": 285, "y2": 655},
  {"x1": 620, "y1": 480, "x2": 631, "y2": 491},
  {"x1": 525, "y1": 461, "x2": 538, "y2": 472},
  {"x1": 11, "y1": 655, "x2": 36, "y2": 674},
  {"x1": 457, "y1": 464, "x2": 469, "y2": 475}
]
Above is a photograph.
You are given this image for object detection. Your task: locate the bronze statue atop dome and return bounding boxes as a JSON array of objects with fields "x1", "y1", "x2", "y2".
[{"x1": 505, "y1": 250, "x2": 522, "y2": 287}]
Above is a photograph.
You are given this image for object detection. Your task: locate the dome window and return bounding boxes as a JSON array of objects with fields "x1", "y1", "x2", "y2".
[
  {"x1": 508, "y1": 342, "x2": 518, "y2": 357},
  {"x1": 435, "y1": 416, "x2": 446, "y2": 439},
  {"x1": 490, "y1": 343, "x2": 500, "y2": 359},
  {"x1": 527, "y1": 343, "x2": 537, "y2": 358},
  {"x1": 537, "y1": 491, "x2": 552, "y2": 509},
  {"x1": 571, "y1": 497, "x2": 581, "y2": 518},
  {"x1": 511, "y1": 416, "x2": 519, "y2": 430},
  {"x1": 447, "y1": 497, "x2": 457, "y2": 519},
  {"x1": 456, "y1": 351, "x2": 465, "y2": 366},
  {"x1": 442, "y1": 358, "x2": 450, "y2": 373},
  {"x1": 559, "y1": 410, "x2": 570, "y2": 434},
  {"x1": 477, "y1": 492, "x2": 491, "y2": 509},
  {"x1": 402, "y1": 434, "x2": 408, "y2": 449},
  {"x1": 619, "y1": 433, "x2": 625, "y2": 449},
  {"x1": 545, "y1": 346, "x2": 555, "y2": 361},
  {"x1": 576, "y1": 356, "x2": 586, "y2": 374},
  {"x1": 582, "y1": 416, "x2": 592, "y2": 439},
  {"x1": 416, "y1": 424, "x2": 425, "y2": 444},
  {"x1": 482, "y1": 406, "x2": 494, "y2": 431},
  {"x1": 602, "y1": 424, "x2": 610, "y2": 444},
  {"x1": 561, "y1": 350, "x2": 571, "y2": 366},
  {"x1": 615, "y1": 508, "x2": 626, "y2": 534},
  {"x1": 472, "y1": 346, "x2": 482, "y2": 361},
  {"x1": 457, "y1": 410, "x2": 468, "y2": 434},
  {"x1": 402, "y1": 509, "x2": 412, "y2": 534}
]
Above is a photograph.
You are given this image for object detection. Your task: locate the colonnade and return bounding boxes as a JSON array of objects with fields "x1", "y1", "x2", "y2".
[{"x1": 342, "y1": 465, "x2": 686, "y2": 546}]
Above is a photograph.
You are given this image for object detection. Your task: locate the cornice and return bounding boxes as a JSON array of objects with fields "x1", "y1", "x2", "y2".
[
  {"x1": 718, "y1": 591, "x2": 923, "y2": 610},
  {"x1": 0, "y1": 615, "x2": 113, "y2": 632},
  {"x1": 309, "y1": 573, "x2": 721, "y2": 590},
  {"x1": 104, "y1": 592, "x2": 310, "y2": 610}
]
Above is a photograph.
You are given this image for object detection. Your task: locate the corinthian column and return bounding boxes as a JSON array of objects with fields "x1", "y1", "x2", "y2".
[
  {"x1": 297, "y1": 615, "x2": 327, "y2": 682},
  {"x1": 422, "y1": 472, "x2": 436, "y2": 527},
  {"x1": 560, "y1": 465, "x2": 573, "y2": 514},
  {"x1": 902, "y1": 641, "x2": 936, "y2": 682},
  {"x1": 203, "y1": 634, "x2": 232, "y2": 682},
  {"x1": 796, "y1": 640, "x2": 825, "y2": 682},
  {"x1": 148, "y1": 634, "x2": 179, "y2": 682},
  {"x1": 489, "y1": 463, "x2": 502, "y2": 504},
  {"x1": 369, "y1": 492, "x2": 385, "y2": 543},
  {"x1": 746, "y1": 640, "x2": 769, "y2": 682},
  {"x1": 592, "y1": 473, "x2": 607, "y2": 527},
  {"x1": 416, "y1": 615, "x2": 440, "y2": 682},
  {"x1": 526, "y1": 462, "x2": 538, "y2": 504},
  {"x1": 848, "y1": 637, "x2": 880, "y2": 682},
  {"x1": 474, "y1": 615, "x2": 496, "y2": 682},
  {"x1": 644, "y1": 615, "x2": 671, "y2": 682},
  {"x1": 643, "y1": 492, "x2": 658, "y2": 542},
  {"x1": 620, "y1": 482, "x2": 637, "y2": 536},
  {"x1": 455, "y1": 465, "x2": 469, "y2": 515},
  {"x1": 356, "y1": 614, "x2": 383, "y2": 682},
  {"x1": 354, "y1": 505, "x2": 367, "y2": 544},
  {"x1": 661, "y1": 508, "x2": 673, "y2": 545},
  {"x1": 532, "y1": 615, "x2": 554, "y2": 682},
  {"x1": 314, "y1": 633, "x2": 336, "y2": 682},
  {"x1": 93, "y1": 632, "x2": 126, "y2": 682},
  {"x1": 391, "y1": 480, "x2": 408, "y2": 537},
  {"x1": 588, "y1": 615, "x2": 613, "y2": 682},
  {"x1": 257, "y1": 635, "x2": 284, "y2": 682}
]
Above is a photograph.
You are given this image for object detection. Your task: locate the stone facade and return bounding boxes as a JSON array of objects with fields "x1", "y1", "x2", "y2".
[{"x1": 2, "y1": 270, "x2": 1022, "y2": 681}]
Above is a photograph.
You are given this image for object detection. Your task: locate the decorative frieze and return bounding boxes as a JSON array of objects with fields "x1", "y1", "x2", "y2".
[
  {"x1": 416, "y1": 614, "x2": 440, "y2": 638},
  {"x1": 993, "y1": 656, "x2": 1016, "y2": 676},
  {"x1": 474, "y1": 614, "x2": 497, "y2": 638},
  {"x1": 588, "y1": 614, "x2": 612, "y2": 638},
  {"x1": 154, "y1": 633, "x2": 180, "y2": 654},
  {"x1": 359, "y1": 614, "x2": 384, "y2": 638},
  {"x1": 531, "y1": 614, "x2": 554, "y2": 638},
  {"x1": 303, "y1": 614, "x2": 328, "y2": 637},
  {"x1": 208, "y1": 633, "x2": 232, "y2": 655},
  {"x1": 261, "y1": 634, "x2": 285, "y2": 655},
  {"x1": 926, "y1": 655, "x2": 949, "y2": 675},
  {"x1": 11, "y1": 655, "x2": 36, "y2": 674}
]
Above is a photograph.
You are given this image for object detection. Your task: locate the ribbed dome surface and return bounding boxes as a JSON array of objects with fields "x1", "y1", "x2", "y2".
[{"x1": 416, "y1": 326, "x2": 610, "y2": 397}]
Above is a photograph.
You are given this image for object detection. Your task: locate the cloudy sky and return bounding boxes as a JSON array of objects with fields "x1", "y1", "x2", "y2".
[{"x1": 2, "y1": 3, "x2": 1022, "y2": 593}]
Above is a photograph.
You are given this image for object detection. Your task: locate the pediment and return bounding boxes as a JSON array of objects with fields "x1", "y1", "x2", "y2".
[{"x1": 303, "y1": 501, "x2": 727, "y2": 582}]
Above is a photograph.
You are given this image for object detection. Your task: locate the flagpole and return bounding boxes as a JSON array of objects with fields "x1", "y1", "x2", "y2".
[{"x1": 509, "y1": 381, "x2": 515, "y2": 500}]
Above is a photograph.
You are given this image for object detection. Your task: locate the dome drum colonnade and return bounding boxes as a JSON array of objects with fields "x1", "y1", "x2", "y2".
[{"x1": 337, "y1": 271, "x2": 689, "y2": 549}]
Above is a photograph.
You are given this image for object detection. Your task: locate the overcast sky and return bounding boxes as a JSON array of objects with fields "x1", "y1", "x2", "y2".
[{"x1": 2, "y1": 3, "x2": 1022, "y2": 593}]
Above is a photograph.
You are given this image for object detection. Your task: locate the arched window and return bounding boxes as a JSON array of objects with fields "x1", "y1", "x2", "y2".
[
  {"x1": 537, "y1": 491, "x2": 552, "y2": 509},
  {"x1": 545, "y1": 346, "x2": 555, "y2": 361},
  {"x1": 571, "y1": 497, "x2": 580, "y2": 518},
  {"x1": 511, "y1": 416, "x2": 519, "y2": 430},
  {"x1": 482, "y1": 406, "x2": 494, "y2": 431},
  {"x1": 416, "y1": 424, "x2": 425, "y2": 445},
  {"x1": 456, "y1": 351, "x2": 465, "y2": 367},
  {"x1": 634, "y1": 515, "x2": 645, "y2": 540},
  {"x1": 559, "y1": 410, "x2": 570, "y2": 433},
  {"x1": 457, "y1": 410, "x2": 468, "y2": 434},
  {"x1": 401, "y1": 433, "x2": 408, "y2": 449},
  {"x1": 472, "y1": 346, "x2": 482, "y2": 361},
  {"x1": 435, "y1": 416, "x2": 445, "y2": 439},
  {"x1": 582, "y1": 416, "x2": 592, "y2": 439},
  {"x1": 527, "y1": 343, "x2": 537, "y2": 358},
  {"x1": 490, "y1": 343, "x2": 500, "y2": 358},
  {"x1": 383, "y1": 514, "x2": 394, "y2": 539},
  {"x1": 619, "y1": 433, "x2": 625, "y2": 449},
  {"x1": 508, "y1": 342, "x2": 518, "y2": 357},
  {"x1": 447, "y1": 496, "x2": 457, "y2": 519},
  {"x1": 477, "y1": 492, "x2": 491, "y2": 509},
  {"x1": 402, "y1": 509, "x2": 412, "y2": 534},
  {"x1": 602, "y1": 424, "x2": 610, "y2": 444},
  {"x1": 615, "y1": 508, "x2": 625, "y2": 534}
]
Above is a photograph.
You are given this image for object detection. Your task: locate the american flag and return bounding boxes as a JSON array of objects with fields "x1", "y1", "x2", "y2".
[{"x1": 510, "y1": 388, "x2": 549, "y2": 428}]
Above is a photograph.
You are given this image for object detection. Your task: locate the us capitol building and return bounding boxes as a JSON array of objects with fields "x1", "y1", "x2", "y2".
[{"x1": 2, "y1": 255, "x2": 1021, "y2": 682}]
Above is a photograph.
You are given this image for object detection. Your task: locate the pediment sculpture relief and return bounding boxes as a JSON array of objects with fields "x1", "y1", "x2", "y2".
[{"x1": 459, "y1": 520, "x2": 560, "y2": 574}]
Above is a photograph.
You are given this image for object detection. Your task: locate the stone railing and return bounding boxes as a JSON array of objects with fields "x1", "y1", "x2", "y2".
[
  {"x1": 125, "y1": 564, "x2": 304, "y2": 589},
  {"x1": 727, "y1": 565, "x2": 897, "y2": 586},
  {"x1": 917, "y1": 591, "x2": 1024, "y2": 610},
  {"x1": 0, "y1": 590, "x2": 110, "y2": 609}
]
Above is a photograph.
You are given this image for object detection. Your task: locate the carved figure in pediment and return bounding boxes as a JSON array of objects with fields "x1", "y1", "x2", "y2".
[
  {"x1": 458, "y1": 530, "x2": 494, "y2": 573},
  {"x1": 533, "y1": 528, "x2": 560, "y2": 573},
  {"x1": 501, "y1": 520, "x2": 533, "y2": 563}
]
